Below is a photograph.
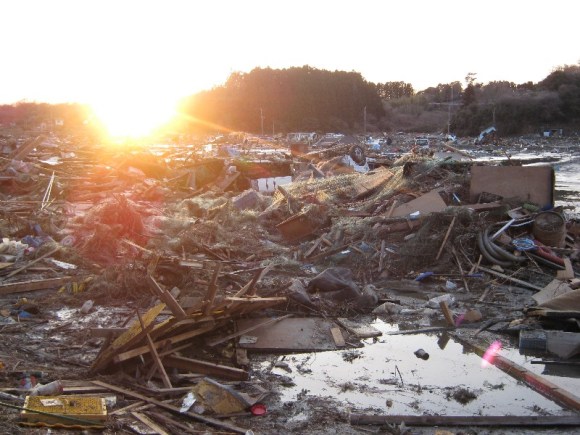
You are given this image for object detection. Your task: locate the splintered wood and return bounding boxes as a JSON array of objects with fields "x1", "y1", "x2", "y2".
[{"x1": 90, "y1": 266, "x2": 286, "y2": 381}]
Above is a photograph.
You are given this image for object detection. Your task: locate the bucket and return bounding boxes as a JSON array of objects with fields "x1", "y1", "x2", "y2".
[{"x1": 532, "y1": 211, "x2": 566, "y2": 248}]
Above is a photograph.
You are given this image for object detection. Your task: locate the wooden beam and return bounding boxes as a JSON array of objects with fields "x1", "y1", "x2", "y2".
[
  {"x1": 439, "y1": 301, "x2": 455, "y2": 327},
  {"x1": 436, "y1": 215, "x2": 456, "y2": 260},
  {"x1": 233, "y1": 264, "x2": 273, "y2": 298},
  {"x1": 453, "y1": 334, "x2": 580, "y2": 411},
  {"x1": 110, "y1": 401, "x2": 146, "y2": 416},
  {"x1": 131, "y1": 412, "x2": 170, "y2": 435},
  {"x1": 0, "y1": 276, "x2": 75, "y2": 295},
  {"x1": 477, "y1": 265, "x2": 544, "y2": 291},
  {"x1": 203, "y1": 262, "x2": 222, "y2": 316},
  {"x1": 92, "y1": 381, "x2": 248, "y2": 434},
  {"x1": 147, "y1": 411, "x2": 198, "y2": 434},
  {"x1": 113, "y1": 323, "x2": 216, "y2": 363},
  {"x1": 136, "y1": 310, "x2": 172, "y2": 389},
  {"x1": 225, "y1": 297, "x2": 286, "y2": 303},
  {"x1": 330, "y1": 327, "x2": 346, "y2": 347},
  {"x1": 147, "y1": 275, "x2": 187, "y2": 319},
  {"x1": 163, "y1": 355, "x2": 248, "y2": 381},
  {"x1": 1, "y1": 246, "x2": 60, "y2": 280},
  {"x1": 349, "y1": 414, "x2": 580, "y2": 427}
]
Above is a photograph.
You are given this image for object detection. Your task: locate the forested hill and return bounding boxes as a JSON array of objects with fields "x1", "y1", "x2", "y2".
[
  {"x1": 2, "y1": 65, "x2": 580, "y2": 137},
  {"x1": 178, "y1": 66, "x2": 384, "y2": 133},
  {"x1": 177, "y1": 64, "x2": 580, "y2": 136}
]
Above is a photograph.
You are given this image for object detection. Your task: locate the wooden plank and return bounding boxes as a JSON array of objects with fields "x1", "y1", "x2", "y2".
[
  {"x1": 113, "y1": 323, "x2": 216, "y2": 363},
  {"x1": 0, "y1": 276, "x2": 75, "y2": 295},
  {"x1": 350, "y1": 414, "x2": 580, "y2": 427},
  {"x1": 556, "y1": 258, "x2": 575, "y2": 280},
  {"x1": 453, "y1": 334, "x2": 580, "y2": 411},
  {"x1": 147, "y1": 411, "x2": 198, "y2": 434},
  {"x1": 90, "y1": 303, "x2": 166, "y2": 375},
  {"x1": 136, "y1": 310, "x2": 172, "y2": 389},
  {"x1": 110, "y1": 401, "x2": 145, "y2": 415},
  {"x1": 470, "y1": 165, "x2": 554, "y2": 207},
  {"x1": 304, "y1": 237, "x2": 323, "y2": 258},
  {"x1": 391, "y1": 189, "x2": 446, "y2": 218},
  {"x1": 352, "y1": 167, "x2": 393, "y2": 199},
  {"x1": 1, "y1": 135, "x2": 46, "y2": 170},
  {"x1": 236, "y1": 317, "x2": 342, "y2": 351},
  {"x1": 232, "y1": 264, "x2": 273, "y2": 298},
  {"x1": 306, "y1": 243, "x2": 351, "y2": 262},
  {"x1": 225, "y1": 297, "x2": 286, "y2": 303},
  {"x1": 92, "y1": 381, "x2": 248, "y2": 434},
  {"x1": 132, "y1": 412, "x2": 170, "y2": 435},
  {"x1": 1, "y1": 246, "x2": 60, "y2": 280},
  {"x1": 330, "y1": 327, "x2": 346, "y2": 347},
  {"x1": 207, "y1": 314, "x2": 292, "y2": 347},
  {"x1": 202, "y1": 262, "x2": 222, "y2": 315},
  {"x1": 147, "y1": 276, "x2": 187, "y2": 319},
  {"x1": 533, "y1": 279, "x2": 573, "y2": 305},
  {"x1": 439, "y1": 301, "x2": 456, "y2": 327},
  {"x1": 477, "y1": 265, "x2": 544, "y2": 291},
  {"x1": 378, "y1": 239, "x2": 386, "y2": 272},
  {"x1": 163, "y1": 355, "x2": 248, "y2": 381},
  {"x1": 436, "y1": 216, "x2": 456, "y2": 260}
]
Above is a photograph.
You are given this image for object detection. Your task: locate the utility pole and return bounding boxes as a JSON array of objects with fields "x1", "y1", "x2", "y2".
[
  {"x1": 363, "y1": 106, "x2": 367, "y2": 135},
  {"x1": 260, "y1": 108, "x2": 264, "y2": 136},
  {"x1": 447, "y1": 87, "x2": 453, "y2": 136}
]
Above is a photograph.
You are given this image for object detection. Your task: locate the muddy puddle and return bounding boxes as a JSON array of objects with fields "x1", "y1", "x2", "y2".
[{"x1": 266, "y1": 319, "x2": 576, "y2": 417}]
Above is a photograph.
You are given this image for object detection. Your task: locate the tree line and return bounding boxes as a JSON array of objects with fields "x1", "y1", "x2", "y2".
[{"x1": 2, "y1": 64, "x2": 580, "y2": 138}]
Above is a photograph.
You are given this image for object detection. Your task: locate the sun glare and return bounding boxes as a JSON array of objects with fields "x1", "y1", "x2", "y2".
[{"x1": 91, "y1": 96, "x2": 178, "y2": 140}]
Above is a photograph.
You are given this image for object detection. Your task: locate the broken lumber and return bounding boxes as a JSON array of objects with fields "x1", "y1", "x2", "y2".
[
  {"x1": 92, "y1": 381, "x2": 248, "y2": 434},
  {"x1": 477, "y1": 265, "x2": 544, "y2": 291},
  {"x1": 1, "y1": 246, "x2": 60, "y2": 280},
  {"x1": 147, "y1": 275, "x2": 187, "y2": 319},
  {"x1": 163, "y1": 355, "x2": 249, "y2": 381},
  {"x1": 136, "y1": 310, "x2": 172, "y2": 389},
  {"x1": 453, "y1": 334, "x2": 580, "y2": 411},
  {"x1": 0, "y1": 276, "x2": 74, "y2": 295},
  {"x1": 330, "y1": 327, "x2": 346, "y2": 347},
  {"x1": 349, "y1": 414, "x2": 580, "y2": 427},
  {"x1": 131, "y1": 412, "x2": 170, "y2": 435},
  {"x1": 202, "y1": 262, "x2": 222, "y2": 315},
  {"x1": 113, "y1": 323, "x2": 217, "y2": 364},
  {"x1": 435, "y1": 215, "x2": 456, "y2": 260}
]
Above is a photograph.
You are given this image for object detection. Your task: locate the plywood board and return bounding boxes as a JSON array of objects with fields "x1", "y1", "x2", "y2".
[
  {"x1": 236, "y1": 317, "x2": 342, "y2": 351},
  {"x1": 533, "y1": 279, "x2": 573, "y2": 305},
  {"x1": 353, "y1": 167, "x2": 393, "y2": 199},
  {"x1": 391, "y1": 189, "x2": 446, "y2": 218},
  {"x1": 470, "y1": 165, "x2": 554, "y2": 207}
]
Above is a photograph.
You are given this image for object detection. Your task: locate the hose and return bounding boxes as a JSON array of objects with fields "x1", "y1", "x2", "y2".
[
  {"x1": 482, "y1": 228, "x2": 527, "y2": 263},
  {"x1": 477, "y1": 230, "x2": 513, "y2": 267}
]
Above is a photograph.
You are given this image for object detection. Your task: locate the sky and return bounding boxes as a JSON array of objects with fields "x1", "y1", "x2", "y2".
[{"x1": 1, "y1": 0, "x2": 578, "y2": 132}]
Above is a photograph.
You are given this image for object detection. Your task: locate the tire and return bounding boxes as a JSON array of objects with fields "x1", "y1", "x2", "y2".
[{"x1": 349, "y1": 145, "x2": 366, "y2": 166}]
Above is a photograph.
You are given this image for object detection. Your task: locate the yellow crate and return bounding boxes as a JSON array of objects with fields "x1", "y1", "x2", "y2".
[{"x1": 22, "y1": 395, "x2": 107, "y2": 425}]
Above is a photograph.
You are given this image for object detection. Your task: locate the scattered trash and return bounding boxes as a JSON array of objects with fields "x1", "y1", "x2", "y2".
[{"x1": 414, "y1": 348, "x2": 430, "y2": 360}]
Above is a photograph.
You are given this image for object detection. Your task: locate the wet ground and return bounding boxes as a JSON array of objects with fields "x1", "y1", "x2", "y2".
[{"x1": 264, "y1": 320, "x2": 577, "y2": 418}]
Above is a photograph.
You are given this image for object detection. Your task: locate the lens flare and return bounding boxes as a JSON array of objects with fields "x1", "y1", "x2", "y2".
[{"x1": 481, "y1": 340, "x2": 502, "y2": 368}]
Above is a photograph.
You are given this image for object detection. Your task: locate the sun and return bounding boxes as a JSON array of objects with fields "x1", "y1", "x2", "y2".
[{"x1": 90, "y1": 94, "x2": 178, "y2": 139}]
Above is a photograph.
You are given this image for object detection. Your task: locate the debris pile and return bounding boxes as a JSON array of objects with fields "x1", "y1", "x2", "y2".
[{"x1": 0, "y1": 131, "x2": 579, "y2": 433}]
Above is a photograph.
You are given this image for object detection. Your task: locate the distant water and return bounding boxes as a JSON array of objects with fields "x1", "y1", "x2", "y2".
[{"x1": 553, "y1": 155, "x2": 580, "y2": 215}]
